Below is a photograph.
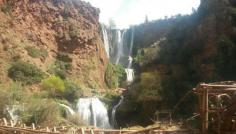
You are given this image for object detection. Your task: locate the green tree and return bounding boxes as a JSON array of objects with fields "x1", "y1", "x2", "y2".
[{"x1": 42, "y1": 76, "x2": 65, "y2": 97}]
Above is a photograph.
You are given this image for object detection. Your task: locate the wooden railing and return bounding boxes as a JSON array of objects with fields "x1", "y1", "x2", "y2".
[{"x1": 0, "y1": 118, "x2": 199, "y2": 134}]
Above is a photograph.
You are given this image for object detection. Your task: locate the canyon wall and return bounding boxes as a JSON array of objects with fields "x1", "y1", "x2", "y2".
[{"x1": 0, "y1": 0, "x2": 108, "y2": 89}]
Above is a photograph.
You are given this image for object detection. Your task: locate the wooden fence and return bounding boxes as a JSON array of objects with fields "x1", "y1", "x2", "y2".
[{"x1": 0, "y1": 118, "x2": 199, "y2": 134}]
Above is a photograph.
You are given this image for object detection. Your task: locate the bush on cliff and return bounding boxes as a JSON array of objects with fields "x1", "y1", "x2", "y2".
[
  {"x1": 138, "y1": 71, "x2": 162, "y2": 102},
  {"x1": 105, "y1": 63, "x2": 125, "y2": 88},
  {"x1": 21, "y1": 98, "x2": 62, "y2": 127},
  {"x1": 25, "y1": 46, "x2": 48, "y2": 58},
  {"x1": 42, "y1": 76, "x2": 65, "y2": 97},
  {"x1": 8, "y1": 61, "x2": 44, "y2": 84},
  {"x1": 0, "y1": 83, "x2": 63, "y2": 127},
  {"x1": 62, "y1": 79, "x2": 83, "y2": 102}
]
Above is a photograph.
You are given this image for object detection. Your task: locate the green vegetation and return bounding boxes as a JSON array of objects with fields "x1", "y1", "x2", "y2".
[
  {"x1": 56, "y1": 52, "x2": 72, "y2": 63},
  {"x1": 41, "y1": 76, "x2": 82, "y2": 102},
  {"x1": 42, "y1": 76, "x2": 65, "y2": 97},
  {"x1": 67, "y1": 114, "x2": 85, "y2": 126},
  {"x1": 21, "y1": 98, "x2": 62, "y2": 126},
  {"x1": 56, "y1": 52, "x2": 72, "y2": 77},
  {"x1": 100, "y1": 92, "x2": 120, "y2": 109},
  {"x1": 25, "y1": 46, "x2": 48, "y2": 58},
  {"x1": 0, "y1": 83, "x2": 64, "y2": 127},
  {"x1": 138, "y1": 72, "x2": 162, "y2": 102},
  {"x1": 105, "y1": 63, "x2": 125, "y2": 88},
  {"x1": 215, "y1": 36, "x2": 236, "y2": 80},
  {"x1": 47, "y1": 52, "x2": 72, "y2": 79},
  {"x1": 118, "y1": 0, "x2": 236, "y2": 128},
  {"x1": 0, "y1": 3, "x2": 12, "y2": 13},
  {"x1": 63, "y1": 79, "x2": 83, "y2": 102},
  {"x1": 0, "y1": 82, "x2": 25, "y2": 116},
  {"x1": 135, "y1": 46, "x2": 160, "y2": 66},
  {"x1": 8, "y1": 61, "x2": 44, "y2": 84}
]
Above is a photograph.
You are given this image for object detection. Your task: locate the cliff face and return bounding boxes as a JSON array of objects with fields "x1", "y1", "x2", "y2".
[
  {"x1": 117, "y1": 0, "x2": 236, "y2": 127},
  {"x1": 0, "y1": 0, "x2": 108, "y2": 89}
]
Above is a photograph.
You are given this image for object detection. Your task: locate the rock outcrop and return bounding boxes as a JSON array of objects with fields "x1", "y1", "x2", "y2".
[{"x1": 0, "y1": 0, "x2": 108, "y2": 89}]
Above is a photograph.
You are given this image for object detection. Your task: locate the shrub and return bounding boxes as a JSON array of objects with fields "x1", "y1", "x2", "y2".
[
  {"x1": 67, "y1": 114, "x2": 85, "y2": 125},
  {"x1": 0, "y1": 84, "x2": 63, "y2": 127},
  {"x1": 21, "y1": 98, "x2": 62, "y2": 127},
  {"x1": 53, "y1": 52, "x2": 72, "y2": 75},
  {"x1": 56, "y1": 52, "x2": 72, "y2": 62},
  {"x1": 134, "y1": 46, "x2": 160, "y2": 66},
  {"x1": 138, "y1": 72, "x2": 162, "y2": 102},
  {"x1": 0, "y1": 3, "x2": 12, "y2": 13},
  {"x1": 55, "y1": 60, "x2": 72, "y2": 71},
  {"x1": 54, "y1": 69, "x2": 67, "y2": 79},
  {"x1": 25, "y1": 46, "x2": 48, "y2": 58},
  {"x1": 0, "y1": 83, "x2": 22, "y2": 117},
  {"x1": 8, "y1": 61, "x2": 44, "y2": 84},
  {"x1": 215, "y1": 36, "x2": 236, "y2": 79},
  {"x1": 105, "y1": 63, "x2": 125, "y2": 88},
  {"x1": 47, "y1": 63, "x2": 67, "y2": 80},
  {"x1": 42, "y1": 76, "x2": 65, "y2": 97},
  {"x1": 62, "y1": 80, "x2": 83, "y2": 102}
]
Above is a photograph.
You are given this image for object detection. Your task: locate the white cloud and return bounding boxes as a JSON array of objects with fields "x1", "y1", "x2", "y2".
[{"x1": 84, "y1": 0, "x2": 200, "y2": 28}]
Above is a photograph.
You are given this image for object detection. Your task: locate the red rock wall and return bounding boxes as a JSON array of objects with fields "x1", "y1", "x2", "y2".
[{"x1": 0, "y1": 0, "x2": 108, "y2": 89}]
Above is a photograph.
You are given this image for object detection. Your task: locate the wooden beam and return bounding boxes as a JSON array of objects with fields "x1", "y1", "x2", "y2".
[
  {"x1": 123, "y1": 126, "x2": 161, "y2": 134},
  {"x1": 202, "y1": 88, "x2": 208, "y2": 134},
  {"x1": 200, "y1": 84, "x2": 236, "y2": 89}
]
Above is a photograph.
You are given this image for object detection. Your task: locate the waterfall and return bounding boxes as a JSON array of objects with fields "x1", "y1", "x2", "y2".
[
  {"x1": 5, "y1": 105, "x2": 20, "y2": 126},
  {"x1": 111, "y1": 96, "x2": 124, "y2": 128},
  {"x1": 125, "y1": 69, "x2": 134, "y2": 82},
  {"x1": 76, "y1": 97, "x2": 111, "y2": 128},
  {"x1": 129, "y1": 28, "x2": 134, "y2": 59},
  {"x1": 102, "y1": 25, "x2": 110, "y2": 58},
  {"x1": 115, "y1": 30, "x2": 126, "y2": 65},
  {"x1": 125, "y1": 27, "x2": 135, "y2": 82},
  {"x1": 59, "y1": 103, "x2": 75, "y2": 116}
]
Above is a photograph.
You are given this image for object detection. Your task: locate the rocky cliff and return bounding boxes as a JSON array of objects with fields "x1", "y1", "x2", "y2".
[
  {"x1": 0, "y1": 0, "x2": 108, "y2": 89},
  {"x1": 117, "y1": 0, "x2": 236, "y2": 127}
]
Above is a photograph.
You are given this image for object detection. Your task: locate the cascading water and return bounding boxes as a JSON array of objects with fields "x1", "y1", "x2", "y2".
[
  {"x1": 59, "y1": 103, "x2": 75, "y2": 116},
  {"x1": 112, "y1": 28, "x2": 135, "y2": 82},
  {"x1": 102, "y1": 25, "x2": 110, "y2": 58},
  {"x1": 125, "y1": 69, "x2": 134, "y2": 82},
  {"x1": 115, "y1": 30, "x2": 125, "y2": 65},
  {"x1": 5, "y1": 105, "x2": 20, "y2": 126},
  {"x1": 76, "y1": 97, "x2": 111, "y2": 128},
  {"x1": 125, "y1": 27, "x2": 135, "y2": 82},
  {"x1": 111, "y1": 96, "x2": 124, "y2": 128}
]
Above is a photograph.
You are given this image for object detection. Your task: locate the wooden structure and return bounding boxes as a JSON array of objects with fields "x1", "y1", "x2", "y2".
[
  {"x1": 193, "y1": 81, "x2": 236, "y2": 134},
  {"x1": 0, "y1": 118, "x2": 199, "y2": 134}
]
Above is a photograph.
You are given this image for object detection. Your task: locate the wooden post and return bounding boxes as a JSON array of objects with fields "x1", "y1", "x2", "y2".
[
  {"x1": 81, "y1": 128, "x2": 85, "y2": 134},
  {"x1": 53, "y1": 127, "x2": 57, "y2": 132},
  {"x1": 3, "y1": 118, "x2": 7, "y2": 126},
  {"x1": 10, "y1": 120, "x2": 14, "y2": 127},
  {"x1": 202, "y1": 89, "x2": 208, "y2": 134},
  {"x1": 46, "y1": 127, "x2": 50, "y2": 132},
  {"x1": 90, "y1": 129, "x2": 94, "y2": 134},
  {"x1": 32, "y1": 123, "x2": 35, "y2": 130},
  {"x1": 217, "y1": 95, "x2": 221, "y2": 134},
  {"x1": 62, "y1": 126, "x2": 65, "y2": 130}
]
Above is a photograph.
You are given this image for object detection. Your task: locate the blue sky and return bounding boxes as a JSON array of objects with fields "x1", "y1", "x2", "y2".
[{"x1": 83, "y1": 0, "x2": 201, "y2": 28}]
